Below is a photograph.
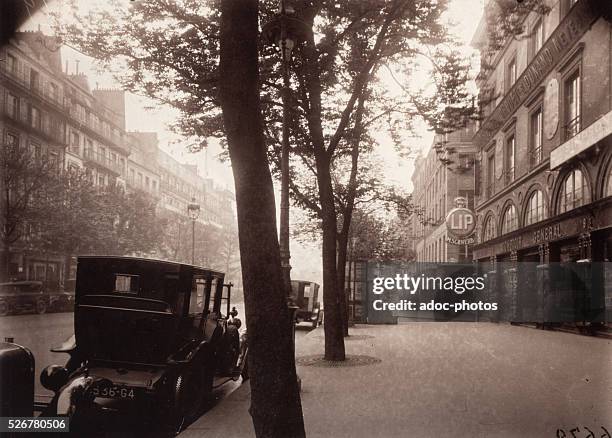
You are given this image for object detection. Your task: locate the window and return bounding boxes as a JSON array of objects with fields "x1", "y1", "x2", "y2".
[
  {"x1": 506, "y1": 57, "x2": 517, "y2": 91},
  {"x1": 98, "y1": 175, "x2": 105, "y2": 186},
  {"x1": 483, "y1": 216, "x2": 496, "y2": 241},
  {"x1": 607, "y1": 167, "x2": 612, "y2": 197},
  {"x1": 29, "y1": 142, "x2": 41, "y2": 161},
  {"x1": 48, "y1": 152, "x2": 59, "y2": 168},
  {"x1": 501, "y1": 205, "x2": 518, "y2": 234},
  {"x1": 6, "y1": 93, "x2": 18, "y2": 118},
  {"x1": 50, "y1": 83, "x2": 58, "y2": 101},
  {"x1": 530, "y1": 108, "x2": 543, "y2": 167},
  {"x1": 70, "y1": 132, "x2": 79, "y2": 154},
  {"x1": 525, "y1": 190, "x2": 546, "y2": 225},
  {"x1": 487, "y1": 152, "x2": 495, "y2": 198},
  {"x1": 30, "y1": 106, "x2": 41, "y2": 129},
  {"x1": 559, "y1": 169, "x2": 589, "y2": 213},
  {"x1": 85, "y1": 139, "x2": 93, "y2": 157},
  {"x1": 6, "y1": 54, "x2": 16, "y2": 73},
  {"x1": 5, "y1": 132, "x2": 19, "y2": 147},
  {"x1": 189, "y1": 277, "x2": 206, "y2": 314},
  {"x1": 114, "y1": 274, "x2": 139, "y2": 294},
  {"x1": 30, "y1": 69, "x2": 40, "y2": 92},
  {"x1": 564, "y1": 70, "x2": 581, "y2": 139},
  {"x1": 505, "y1": 134, "x2": 515, "y2": 183},
  {"x1": 532, "y1": 19, "x2": 544, "y2": 56}
]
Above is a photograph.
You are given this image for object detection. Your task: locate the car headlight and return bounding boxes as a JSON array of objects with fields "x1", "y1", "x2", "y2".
[{"x1": 40, "y1": 365, "x2": 69, "y2": 393}]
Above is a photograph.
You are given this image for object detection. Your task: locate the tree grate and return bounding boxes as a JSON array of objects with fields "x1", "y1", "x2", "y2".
[
  {"x1": 296, "y1": 354, "x2": 381, "y2": 367},
  {"x1": 314, "y1": 334, "x2": 375, "y2": 341}
]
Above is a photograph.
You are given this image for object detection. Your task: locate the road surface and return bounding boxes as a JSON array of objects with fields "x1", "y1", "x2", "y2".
[{"x1": 0, "y1": 306, "x2": 313, "y2": 429}]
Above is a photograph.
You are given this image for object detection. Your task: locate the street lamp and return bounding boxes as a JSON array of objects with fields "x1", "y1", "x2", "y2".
[
  {"x1": 262, "y1": 0, "x2": 311, "y2": 300},
  {"x1": 349, "y1": 236, "x2": 358, "y2": 323},
  {"x1": 187, "y1": 197, "x2": 200, "y2": 265}
]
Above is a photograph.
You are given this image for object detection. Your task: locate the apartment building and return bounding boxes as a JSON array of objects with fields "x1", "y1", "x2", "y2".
[{"x1": 471, "y1": 0, "x2": 612, "y2": 325}]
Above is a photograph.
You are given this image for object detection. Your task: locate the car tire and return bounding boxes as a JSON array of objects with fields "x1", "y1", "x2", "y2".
[
  {"x1": 165, "y1": 374, "x2": 187, "y2": 436},
  {"x1": 0, "y1": 301, "x2": 9, "y2": 317},
  {"x1": 164, "y1": 371, "x2": 199, "y2": 436},
  {"x1": 36, "y1": 299, "x2": 47, "y2": 315}
]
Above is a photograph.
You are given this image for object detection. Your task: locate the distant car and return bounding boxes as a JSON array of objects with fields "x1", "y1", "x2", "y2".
[
  {"x1": 39, "y1": 256, "x2": 248, "y2": 434},
  {"x1": 291, "y1": 280, "x2": 323, "y2": 329},
  {"x1": 49, "y1": 279, "x2": 76, "y2": 313},
  {"x1": 0, "y1": 281, "x2": 49, "y2": 316}
]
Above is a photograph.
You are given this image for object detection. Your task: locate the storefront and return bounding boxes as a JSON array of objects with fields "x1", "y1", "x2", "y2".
[{"x1": 474, "y1": 197, "x2": 612, "y2": 328}]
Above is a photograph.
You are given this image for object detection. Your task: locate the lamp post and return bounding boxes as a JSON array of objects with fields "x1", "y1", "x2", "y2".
[
  {"x1": 187, "y1": 198, "x2": 200, "y2": 265},
  {"x1": 262, "y1": 0, "x2": 311, "y2": 300},
  {"x1": 349, "y1": 236, "x2": 358, "y2": 323}
]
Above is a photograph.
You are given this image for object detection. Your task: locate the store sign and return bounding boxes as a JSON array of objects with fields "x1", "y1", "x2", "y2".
[
  {"x1": 473, "y1": 207, "x2": 607, "y2": 260},
  {"x1": 533, "y1": 223, "x2": 564, "y2": 244},
  {"x1": 447, "y1": 236, "x2": 475, "y2": 245},
  {"x1": 473, "y1": 0, "x2": 599, "y2": 148},
  {"x1": 446, "y1": 198, "x2": 476, "y2": 241}
]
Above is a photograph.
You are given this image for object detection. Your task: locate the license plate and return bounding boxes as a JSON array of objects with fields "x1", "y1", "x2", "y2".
[{"x1": 92, "y1": 384, "x2": 136, "y2": 400}]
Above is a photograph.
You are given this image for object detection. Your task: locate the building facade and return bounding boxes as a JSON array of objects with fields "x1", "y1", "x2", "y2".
[
  {"x1": 471, "y1": 0, "x2": 612, "y2": 326},
  {"x1": 412, "y1": 124, "x2": 477, "y2": 263},
  {"x1": 1, "y1": 31, "x2": 236, "y2": 289},
  {"x1": 1, "y1": 31, "x2": 68, "y2": 287}
]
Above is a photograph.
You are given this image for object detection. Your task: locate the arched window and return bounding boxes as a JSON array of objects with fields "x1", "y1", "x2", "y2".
[
  {"x1": 558, "y1": 169, "x2": 589, "y2": 213},
  {"x1": 606, "y1": 166, "x2": 612, "y2": 197},
  {"x1": 501, "y1": 205, "x2": 518, "y2": 234},
  {"x1": 483, "y1": 215, "x2": 496, "y2": 241},
  {"x1": 525, "y1": 190, "x2": 546, "y2": 225}
]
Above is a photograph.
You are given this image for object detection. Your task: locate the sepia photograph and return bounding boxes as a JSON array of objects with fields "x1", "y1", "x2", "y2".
[{"x1": 0, "y1": 0, "x2": 611, "y2": 436}]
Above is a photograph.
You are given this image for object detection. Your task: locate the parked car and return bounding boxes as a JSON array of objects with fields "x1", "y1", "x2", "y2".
[
  {"x1": 39, "y1": 256, "x2": 248, "y2": 434},
  {"x1": 291, "y1": 280, "x2": 323, "y2": 329},
  {"x1": 0, "y1": 281, "x2": 49, "y2": 316},
  {"x1": 48, "y1": 279, "x2": 76, "y2": 313}
]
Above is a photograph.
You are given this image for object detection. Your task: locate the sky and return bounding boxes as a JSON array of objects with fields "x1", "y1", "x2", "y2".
[{"x1": 21, "y1": 0, "x2": 485, "y2": 284}]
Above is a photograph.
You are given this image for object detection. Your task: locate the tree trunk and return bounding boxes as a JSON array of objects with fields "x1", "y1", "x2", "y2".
[
  {"x1": 219, "y1": 1, "x2": 305, "y2": 437},
  {"x1": 336, "y1": 231, "x2": 350, "y2": 336},
  {"x1": 302, "y1": 27, "x2": 346, "y2": 361},
  {"x1": 336, "y1": 93, "x2": 365, "y2": 337},
  {"x1": 317, "y1": 163, "x2": 346, "y2": 360},
  {"x1": 0, "y1": 246, "x2": 9, "y2": 282}
]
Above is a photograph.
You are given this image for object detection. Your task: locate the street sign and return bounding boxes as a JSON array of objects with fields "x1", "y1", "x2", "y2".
[{"x1": 445, "y1": 197, "x2": 476, "y2": 240}]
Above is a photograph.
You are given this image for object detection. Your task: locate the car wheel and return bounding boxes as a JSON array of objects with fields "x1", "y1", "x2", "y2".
[
  {"x1": 164, "y1": 373, "x2": 196, "y2": 436},
  {"x1": 0, "y1": 301, "x2": 9, "y2": 317},
  {"x1": 36, "y1": 299, "x2": 47, "y2": 315}
]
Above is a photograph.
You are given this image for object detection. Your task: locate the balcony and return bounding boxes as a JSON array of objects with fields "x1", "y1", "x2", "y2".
[
  {"x1": 551, "y1": 111, "x2": 612, "y2": 169},
  {"x1": 1, "y1": 103, "x2": 66, "y2": 145},
  {"x1": 529, "y1": 146, "x2": 543, "y2": 169},
  {"x1": 68, "y1": 108, "x2": 127, "y2": 155},
  {"x1": 83, "y1": 149, "x2": 124, "y2": 176},
  {"x1": 564, "y1": 115, "x2": 581, "y2": 141},
  {"x1": 0, "y1": 64, "x2": 65, "y2": 111},
  {"x1": 503, "y1": 168, "x2": 515, "y2": 186}
]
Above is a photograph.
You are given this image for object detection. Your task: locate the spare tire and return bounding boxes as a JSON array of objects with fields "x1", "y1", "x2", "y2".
[{"x1": 217, "y1": 325, "x2": 240, "y2": 376}]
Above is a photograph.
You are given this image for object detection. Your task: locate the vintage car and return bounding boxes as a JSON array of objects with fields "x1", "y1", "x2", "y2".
[
  {"x1": 39, "y1": 256, "x2": 248, "y2": 434},
  {"x1": 291, "y1": 280, "x2": 323, "y2": 329},
  {"x1": 0, "y1": 281, "x2": 48, "y2": 316}
]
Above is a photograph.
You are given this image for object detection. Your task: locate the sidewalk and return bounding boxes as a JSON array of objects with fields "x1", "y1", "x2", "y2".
[{"x1": 183, "y1": 323, "x2": 612, "y2": 438}]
